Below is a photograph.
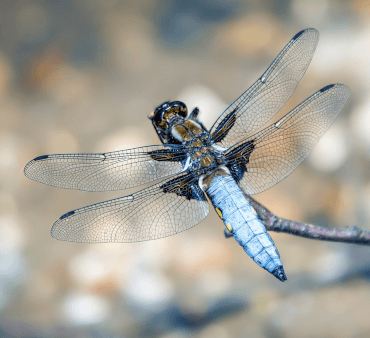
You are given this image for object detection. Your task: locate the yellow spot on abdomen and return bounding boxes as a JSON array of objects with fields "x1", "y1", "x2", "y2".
[
  {"x1": 215, "y1": 207, "x2": 223, "y2": 219},
  {"x1": 226, "y1": 223, "x2": 233, "y2": 232}
]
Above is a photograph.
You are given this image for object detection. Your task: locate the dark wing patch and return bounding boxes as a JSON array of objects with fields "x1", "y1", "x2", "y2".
[
  {"x1": 211, "y1": 108, "x2": 237, "y2": 143},
  {"x1": 160, "y1": 173, "x2": 207, "y2": 201},
  {"x1": 224, "y1": 140, "x2": 255, "y2": 182},
  {"x1": 148, "y1": 148, "x2": 187, "y2": 162}
]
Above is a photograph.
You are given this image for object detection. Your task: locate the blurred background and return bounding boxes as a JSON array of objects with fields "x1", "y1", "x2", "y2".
[{"x1": 1, "y1": 0, "x2": 370, "y2": 337}]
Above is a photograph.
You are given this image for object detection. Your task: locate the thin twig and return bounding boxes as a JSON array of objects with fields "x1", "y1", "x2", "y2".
[{"x1": 241, "y1": 195, "x2": 370, "y2": 246}]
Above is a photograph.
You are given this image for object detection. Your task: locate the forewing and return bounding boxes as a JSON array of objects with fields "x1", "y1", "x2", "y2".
[
  {"x1": 224, "y1": 84, "x2": 350, "y2": 195},
  {"x1": 24, "y1": 145, "x2": 187, "y2": 191},
  {"x1": 51, "y1": 175, "x2": 209, "y2": 243},
  {"x1": 210, "y1": 28, "x2": 319, "y2": 147}
]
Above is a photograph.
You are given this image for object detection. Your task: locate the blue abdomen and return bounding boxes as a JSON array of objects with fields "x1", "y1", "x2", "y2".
[{"x1": 205, "y1": 174, "x2": 287, "y2": 281}]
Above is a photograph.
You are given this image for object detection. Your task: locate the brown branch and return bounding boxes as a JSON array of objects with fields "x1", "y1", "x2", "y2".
[{"x1": 237, "y1": 194, "x2": 370, "y2": 246}]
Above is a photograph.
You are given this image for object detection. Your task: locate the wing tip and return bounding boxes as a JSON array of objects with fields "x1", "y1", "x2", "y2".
[
  {"x1": 292, "y1": 30, "x2": 305, "y2": 40},
  {"x1": 320, "y1": 84, "x2": 335, "y2": 92},
  {"x1": 319, "y1": 83, "x2": 351, "y2": 100},
  {"x1": 24, "y1": 155, "x2": 49, "y2": 178},
  {"x1": 34, "y1": 155, "x2": 50, "y2": 161},
  {"x1": 292, "y1": 28, "x2": 319, "y2": 41},
  {"x1": 51, "y1": 211, "x2": 75, "y2": 241},
  {"x1": 60, "y1": 210, "x2": 75, "y2": 220}
]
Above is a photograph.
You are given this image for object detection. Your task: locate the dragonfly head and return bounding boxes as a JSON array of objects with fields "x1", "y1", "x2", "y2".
[{"x1": 149, "y1": 101, "x2": 188, "y2": 144}]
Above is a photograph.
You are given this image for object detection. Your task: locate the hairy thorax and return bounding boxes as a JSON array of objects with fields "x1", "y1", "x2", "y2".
[{"x1": 170, "y1": 119, "x2": 224, "y2": 175}]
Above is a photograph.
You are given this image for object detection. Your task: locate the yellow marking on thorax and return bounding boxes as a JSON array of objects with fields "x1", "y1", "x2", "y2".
[
  {"x1": 192, "y1": 139, "x2": 202, "y2": 147},
  {"x1": 192, "y1": 151, "x2": 202, "y2": 160},
  {"x1": 184, "y1": 120, "x2": 202, "y2": 135},
  {"x1": 172, "y1": 125, "x2": 190, "y2": 141},
  {"x1": 200, "y1": 155, "x2": 213, "y2": 167}
]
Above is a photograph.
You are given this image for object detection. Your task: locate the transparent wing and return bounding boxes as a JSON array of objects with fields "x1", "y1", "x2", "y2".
[
  {"x1": 24, "y1": 145, "x2": 187, "y2": 192},
  {"x1": 224, "y1": 84, "x2": 350, "y2": 195},
  {"x1": 210, "y1": 28, "x2": 319, "y2": 147},
  {"x1": 51, "y1": 175, "x2": 209, "y2": 243}
]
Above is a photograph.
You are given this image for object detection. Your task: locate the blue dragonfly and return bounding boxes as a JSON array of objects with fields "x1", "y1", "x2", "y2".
[{"x1": 24, "y1": 29, "x2": 350, "y2": 281}]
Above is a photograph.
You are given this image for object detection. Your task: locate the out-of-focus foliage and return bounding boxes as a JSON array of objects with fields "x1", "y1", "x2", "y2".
[{"x1": 1, "y1": 0, "x2": 370, "y2": 337}]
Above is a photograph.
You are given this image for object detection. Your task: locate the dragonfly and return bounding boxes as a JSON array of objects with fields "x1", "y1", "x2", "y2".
[{"x1": 24, "y1": 28, "x2": 350, "y2": 282}]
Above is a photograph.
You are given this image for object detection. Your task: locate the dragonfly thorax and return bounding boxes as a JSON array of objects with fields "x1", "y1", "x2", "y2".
[
  {"x1": 171, "y1": 120, "x2": 204, "y2": 142},
  {"x1": 182, "y1": 135, "x2": 223, "y2": 174}
]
